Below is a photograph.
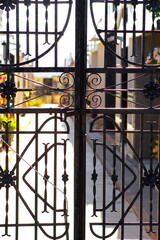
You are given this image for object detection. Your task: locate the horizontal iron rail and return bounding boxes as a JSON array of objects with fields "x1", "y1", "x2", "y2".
[
  {"x1": 90, "y1": 222, "x2": 160, "y2": 226},
  {"x1": 0, "y1": 108, "x2": 159, "y2": 114},
  {"x1": 89, "y1": 130, "x2": 160, "y2": 133},
  {"x1": 0, "y1": 222, "x2": 158, "y2": 227},
  {"x1": 86, "y1": 108, "x2": 160, "y2": 114},
  {"x1": 0, "y1": 67, "x2": 75, "y2": 73},
  {"x1": 0, "y1": 67, "x2": 159, "y2": 73}
]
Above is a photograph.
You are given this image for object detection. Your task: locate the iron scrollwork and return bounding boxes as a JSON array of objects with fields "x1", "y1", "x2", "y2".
[
  {"x1": 59, "y1": 72, "x2": 75, "y2": 107},
  {"x1": 86, "y1": 73, "x2": 103, "y2": 108}
]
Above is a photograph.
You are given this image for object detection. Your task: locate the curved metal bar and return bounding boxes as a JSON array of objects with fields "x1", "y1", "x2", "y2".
[
  {"x1": 86, "y1": 73, "x2": 102, "y2": 89},
  {"x1": 59, "y1": 72, "x2": 75, "y2": 90},
  {"x1": 60, "y1": 93, "x2": 74, "y2": 107},
  {"x1": 90, "y1": 115, "x2": 148, "y2": 173},
  {"x1": 12, "y1": 115, "x2": 70, "y2": 171},
  {"x1": 22, "y1": 142, "x2": 64, "y2": 211},
  {"x1": 13, "y1": 184, "x2": 69, "y2": 239},
  {"x1": 90, "y1": 188, "x2": 142, "y2": 239},
  {"x1": 94, "y1": 141, "x2": 137, "y2": 211},
  {"x1": 86, "y1": 92, "x2": 102, "y2": 108}
]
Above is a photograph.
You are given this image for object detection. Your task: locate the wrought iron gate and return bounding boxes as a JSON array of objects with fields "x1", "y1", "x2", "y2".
[{"x1": 0, "y1": 0, "x2": 160, "y2": 239}]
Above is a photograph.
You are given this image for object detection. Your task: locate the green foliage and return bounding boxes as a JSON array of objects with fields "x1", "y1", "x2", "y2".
[
  {"x1": 27, "y1": 98, "x2": 45, "y2": 107},
  {"x1": 0, "y1": 115, "x2": 16, "y2": 131}
]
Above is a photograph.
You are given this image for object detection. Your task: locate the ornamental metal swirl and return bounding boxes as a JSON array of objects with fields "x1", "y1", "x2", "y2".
[
  {"x1": 59, "y1": 72, "x2": 75, "y2": 107},
  {"x1": 86, "y1": 73, "x2": 103, "y2": 108}
]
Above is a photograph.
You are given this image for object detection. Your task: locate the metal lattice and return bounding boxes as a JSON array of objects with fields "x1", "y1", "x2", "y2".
[{"x1": 0, "y1": 0, "x2": 159, "y2": 240}]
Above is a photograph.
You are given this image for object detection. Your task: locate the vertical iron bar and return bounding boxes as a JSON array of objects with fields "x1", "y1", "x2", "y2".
[
  {"x1": 121, "y1": 114, "x2": 125, "y2": 239},
  {"x1": 74, "y1": 0, "x2": 87, "y2": 239},
  {"x1": 15, "y1": 113, "x2": 20, "y2": 240},
  {"x1": 25, "y1": 5, "x2": 31, "y2": 56},
  {"x1": 91, "y1": 139, "x2": 98, "y2": 217},
  {"x1": 131, "y1": 3, "x2": 137, "y2": 57},
  {"x1": 141, "y1": 1, "x2": 146, "y2": 66},
  {"x1": 111, "y1": 144, "x2": 118, "y2": 212},
  {"x1": 35, "y1": 0, "x2": 39, "y2": 67},
  {"x1": 42, "y1": 143, "x2": 50, "y2": 213},
  {"x1": 62, "y1": 139, "x2": 68, "y2": 216},
  {"x1": 54, "y1": 113, "x2": 58, "y2": 239},
  {"x1": 16, "y1": 1, "x2": 20, "y2": 64},
  {"x1": 102, "y1": 115, "x2": 106, "y2": 239},
  {"x1": 62, "y1": 139, "x2": 69, "y2": 240},
  {"x1": 3, "y1": 121, "x2": 10, "y2": 237},
  {"x1": 158, "y1": 117, "x2": 160, "y2": 240},
  {"x1": 6, "y1": 10, "x2": 10, "y2": 62},
  {"x1": 148, "y1": 121, "x2": 155, "y2": 234},
  {"x1": 114, "y1": 2, "x2": 118, "y2": 45},
  {"x1": 139, "y1": 114, "x2": 144, "y2": 240},
  {"x1": 34, "y1": 113, "x2": 38, "y2": 240},
  {"x1": 123, "y1": 0, "x2": 127, "y2": 66},
  {"x1": 151, "y1": 12, "x2": 155, "y2": 59},
  {"x1": 44, "y1": 5, "x2": 50, "y2": 44},
  {"x1": 104, "y1": 1, "x2": 115, "y2": 123},
  {"x1": 55, "y1": 0, "x2": 58, "y2": 67}
]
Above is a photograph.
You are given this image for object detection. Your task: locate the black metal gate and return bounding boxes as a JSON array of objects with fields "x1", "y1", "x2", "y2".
[{"x1": 0, "y1": 0, "x2": 160, "y2": 239}]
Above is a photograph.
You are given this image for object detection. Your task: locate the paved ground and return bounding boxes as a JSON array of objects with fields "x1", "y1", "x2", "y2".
[{"x1": 0, "y1": 105, "x2": 154, "y2": 239}]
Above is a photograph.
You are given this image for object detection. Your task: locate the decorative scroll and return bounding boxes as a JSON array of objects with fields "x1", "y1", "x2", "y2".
[
  {"x1": 58, "y1": 72, "x2": 75, "y2": 107},
  {"x1": 86, "y1": 73, "x2": 103, "y2": 108},
  {"x1": 86, "y1": 73, "x2": 102, "y2": 89},
  {"x1": 60, "y1": 93, "x2": 74, "y2": 108},
  {"x1": 59, "y1": 72, "x2": 75, "y2": 90},
  {"x1": 86, "y1": 93, "x2": 102, "y2": 108}
]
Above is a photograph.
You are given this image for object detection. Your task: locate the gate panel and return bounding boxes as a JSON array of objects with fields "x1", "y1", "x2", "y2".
[
  {"x1": 87, "y1": 112, "x2": 160, "y2": 239},
  {"x1": 0, "y1": 111, "x2": 74, "y2": 239},
  {"x1": 0, "y1": 0, "x2": 160, "y2": 239}
]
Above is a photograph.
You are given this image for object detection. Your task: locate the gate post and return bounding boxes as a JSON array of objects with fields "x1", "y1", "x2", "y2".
[{"x1": 74, "y1": 0, "x2": 87, "y2": 239}]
